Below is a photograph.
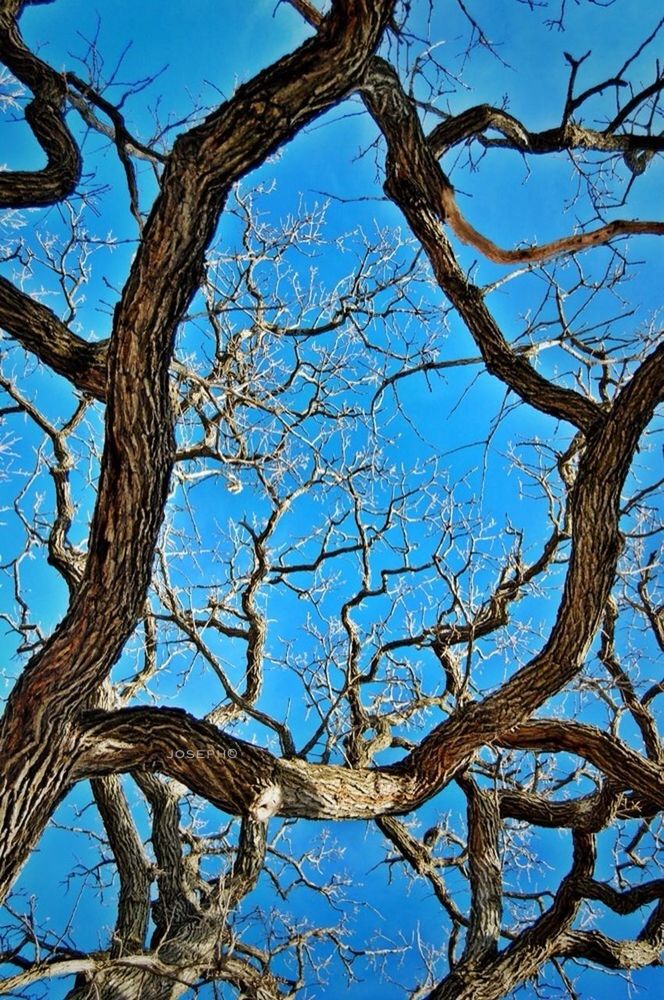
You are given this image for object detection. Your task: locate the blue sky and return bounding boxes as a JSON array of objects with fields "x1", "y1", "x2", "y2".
[{"x1": 1, "y1": 1, "x2": 662, "y2": 997}]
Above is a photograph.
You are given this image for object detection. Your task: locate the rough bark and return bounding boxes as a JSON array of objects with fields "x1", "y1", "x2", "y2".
[
  {"x1": 0, "y1": 275, "x2": 108, "y2": 399},
  {"x1": 0, "y1": 0, "x2": 395, "y2": 904},
  {"x1": 0, "y1": 0, "x2": 81, "y2": 207},
  {"x1": 1, "y1": 2, "x2": 662, "y2": 997},
  {"x1": 428, "y1": 832, "x2": 596, "y2": 1000}
]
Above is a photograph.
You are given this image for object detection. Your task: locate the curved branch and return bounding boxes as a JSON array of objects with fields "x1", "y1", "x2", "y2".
[
  {"x1": 498, "y1": 787, "x2": 658, "y2": 830},
  {"x1": 442, "y1": 191, "x2": 664, "y2": 266},
  {"x1": 427, "y1": 103, "x2": 664, "y2": 158},
  {"x1": 498, "y1": 720, "x2": 664, "y2": 807},
  {"x1": 576, "y1": 877, "x2": 664, "y2": 916},
  {"x1": 0, "y1": 0, "x2": 395, "y2": 905},
  {"x1": 74, "y1": 688, "x2": 664, "y2": 824},
  {"x1": 361, "y1": 57, "x2": 603, "y2": 432},
  {"x1": 0, "y1": 3, "x2": 81, "y2": 207},
  {"x1": 428, "y1": 831, "x2": 596, "y2": 1000},
  {"x1": 0, "y1": 951, "x2": 285, "y2": 1000},
  {"x1": 383, "y1": 343, "x2": 664, "y2": 799},
  {"x1": 75, "y1": 705, "x2": 416, "y2": 819},
  {"x1": 291, "y1": 7, "x2": 664, "y2": 275},
  {"x1": 560, "y1": 902, "x2": 664, "y2": 970}
]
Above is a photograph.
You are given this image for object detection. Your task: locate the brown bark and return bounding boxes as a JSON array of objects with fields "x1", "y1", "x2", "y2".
[
  {"x1": 0, "y1": 276, "x2": 108, "y2": 400},
  {"x1": 498, "y1": 720, "x2": 664, "y2": 805},
  {"x1": 361, "y1": 56, "x2": 606, "y2": 432},
  {"x1": 91, "y1": 776, "x2": 152, "y2": 956},
  {"x1": 0, "y1": 0, "x2": 81, "y2": 207},
  {"x1": 428, "y1": 832, "x2": 596, "y2": 1000},
  {"x1": 0, "y1": 0, "x2": 395, "y2": 905},
  {"x1": 1, "y1": 3, "x2": 662, "y2": 997},
  {"x1": 427, "y1": 103, "x2": 664, "y2": 158}
]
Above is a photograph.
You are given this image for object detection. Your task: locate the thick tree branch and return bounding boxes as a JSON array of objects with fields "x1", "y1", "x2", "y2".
[
  {"x1": 458, "y1": 777, "x2": 502, "y2": 964},
  {"x1": 498, "y1": 787, "x2": 657, "y2": 831},
  {"x1": 91, "y1": 776, "x2": 152, "y2": 955},
  {"x1": 560, "y1": 900, "x2": 664, "y2": 970},
  {"x1": 0, "y1": 275, "x2": 108, "y2": 400},
  {"x1": 361, "y1": 57, "x2": 603, "y2": 432},
  {"x1": 427, "y1": 103, "x2": 664, "y2": 158},
  {"x1": 428, "y1": 831, "x2": 596, "y2": 1000},
  {"x1": 576, "y1": 876, "x2": 664, "y2": 916},
  {"x1": 0, "y1": 0, "x2": 395, "y2": 904},
  {"x1": 74, "y1": 690, "x2": 664, "y2": 823},
  {"x1": 0, "y1": 1, "x2": 81, "y2": 206},
  {"x1": 498, "y1": 720, "x2": 664, "y2": 806}
]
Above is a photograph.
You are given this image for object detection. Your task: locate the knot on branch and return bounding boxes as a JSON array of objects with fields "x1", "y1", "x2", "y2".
[{"x1": 249, "y1": 782, "x2": 282, "y2": 821}]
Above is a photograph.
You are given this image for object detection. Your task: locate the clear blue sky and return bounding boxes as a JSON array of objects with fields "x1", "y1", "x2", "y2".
[{"x1": 1, "y1": 1, "x2": 662, "y2": 997}]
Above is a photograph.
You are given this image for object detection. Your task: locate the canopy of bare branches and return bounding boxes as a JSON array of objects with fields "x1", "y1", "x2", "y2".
[{"x1": 0, "y1": 1, "x2": 662, "y2": 997}]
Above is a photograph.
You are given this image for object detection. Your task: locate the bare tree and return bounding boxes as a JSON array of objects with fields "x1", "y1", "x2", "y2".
[{"x1": 0, "y1": 0, "x2": 662, "y2": 997}]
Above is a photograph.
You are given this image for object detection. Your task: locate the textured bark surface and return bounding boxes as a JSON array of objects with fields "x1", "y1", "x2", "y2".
[
  {"x1": 0, "y1": 0, "x2": 662, "y2": 997},
  {"x1": 0, "y1": 275, "x2": 108, "y2": 399},
  {"x1": 0, "y1": 0, "x2": 396, "y2": 904},
  {"x1": 0, "y1": 0, "x2": 80, "y2": 206}
]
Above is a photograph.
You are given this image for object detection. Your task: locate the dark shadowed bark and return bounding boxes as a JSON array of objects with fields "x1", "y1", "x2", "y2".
[
  {"x1": 0, "y1": 0, "x2": 395, "y2": 905},
  {"x1": 0, "y1": 0, "x2": 662, "y2": 997}
]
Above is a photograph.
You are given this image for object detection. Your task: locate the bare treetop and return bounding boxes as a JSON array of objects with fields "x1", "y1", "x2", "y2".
[{"x1": 0, "y1": 1, "x2": 662, "y2": 997}]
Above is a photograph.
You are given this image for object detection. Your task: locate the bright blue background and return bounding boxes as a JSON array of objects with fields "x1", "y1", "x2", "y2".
[{"x1": 0, "y1": 1, "x2": 661, "y2": 997}]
